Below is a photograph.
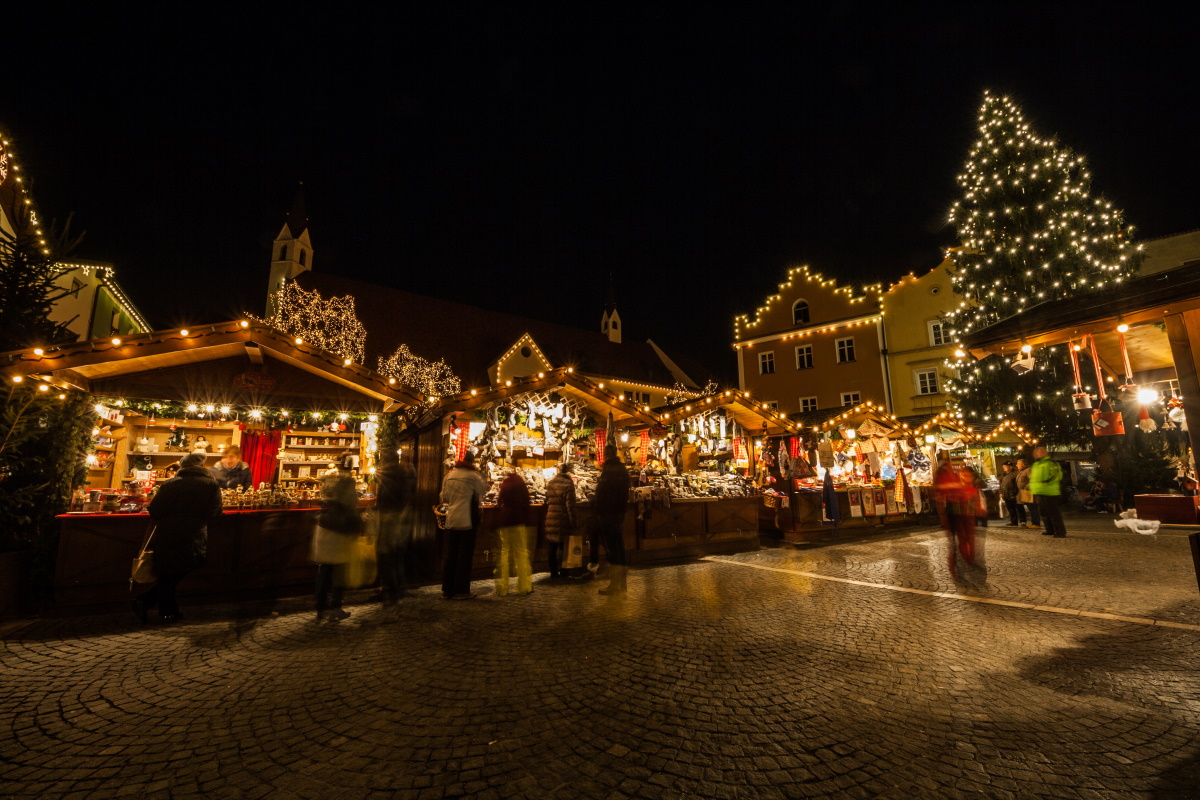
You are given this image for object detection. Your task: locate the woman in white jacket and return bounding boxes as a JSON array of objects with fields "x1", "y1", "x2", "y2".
[{"x1": 440, "y1": 451, "x2": 488, "y2": 599}]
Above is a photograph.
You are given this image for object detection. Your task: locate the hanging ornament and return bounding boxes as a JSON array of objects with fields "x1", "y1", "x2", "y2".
[
  {"x1": 1088, "y1": 336, "x2": 1124, "y2": 437},
  {"x1": 1069, "y1": 339, "x2": 1092, "y2": 410},
  {"x1": 339, "y1": 423, "x2": 347, "y2": 432},
  {"x1": 1138, "y1": 405, "x2": 1157, "y2": 433}
]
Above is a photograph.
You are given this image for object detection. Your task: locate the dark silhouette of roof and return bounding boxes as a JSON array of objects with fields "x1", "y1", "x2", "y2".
[{"x1": 295, "y1": 271, "x2": 700, "y2": 390}]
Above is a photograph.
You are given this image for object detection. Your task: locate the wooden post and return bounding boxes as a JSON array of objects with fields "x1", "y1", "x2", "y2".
[{"x1": 1165, "y1": 310, "x2": 1200, "y2": 595}]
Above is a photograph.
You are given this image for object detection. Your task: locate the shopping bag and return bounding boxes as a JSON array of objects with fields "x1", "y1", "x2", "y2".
[
  {"x1": 1092, "y1": 401, "x2": 1125, "y2": 437},
  {"x1": 342, "y1": 535, "x2": 378, "y2": 588},
  {"x1": 130, "y1": 525, "x2": 157, "y2": 586},
  {"x1": 562, "y1": 535, "x2": 585, "y2": 569}
]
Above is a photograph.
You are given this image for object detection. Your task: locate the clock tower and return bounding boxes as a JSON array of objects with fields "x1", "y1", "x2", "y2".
[{"x1": 266, "y1": 184, "x2": 312, "y2": 317}]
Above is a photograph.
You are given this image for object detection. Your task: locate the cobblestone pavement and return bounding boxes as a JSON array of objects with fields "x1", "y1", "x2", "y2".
[{"x1": 3, "y1": 510, "x2": 1199, "y2": 799}]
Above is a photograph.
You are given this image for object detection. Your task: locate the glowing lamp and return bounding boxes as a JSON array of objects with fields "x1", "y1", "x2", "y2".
[
  {"x1": 954, "y1": 349, "x2": 965, "y2": 358},
  {"x1": 240, "y1": 320, "x2": 250, "y2": 328},
  {"x1": 1136, "y1": 388, "x2": 1159, "y2": 405},
  {"x1": 38, "y1": 384, "x2": 48, "y2": 392},
  {"x1": 339, "y1": 413, "x2": 348, "y2": 421},
  {"x1": 294, "y1": 337, "x2": 304, "y2": 345},
  {"x1": 281, "y1": 411, "x2": 289, "y2": 417},
  {"x1": 187, "y1": 404, "x2": 198, "y2": 412},
  {"x1": 250, "y1": 409, "x2": 262, "y2": 419},
  {"x1": 1020, "y1": 344, "x2": 1032, "y2": 354},
  {"x1": 205, "y1": 405, "x2": 215, "y2": 413},
  {"x1": 925, "y1": 434, "x2": 937, "y2": 444},
  {"x1": 220, "y1": 406, "x2": 230, "y2": 415},
  {"x1": 111, "y1": 338, "x2": 122, "y2": 346},
  {"x1": 180, "y1": 329, "x2": 189, "y2": 336},
  {"x1": 33, "y1": 348, "x2": 43, "y2": 356},
  {"x1": 844, "y1": 429, "x2": 857, "y2": 439},
  {"x1": 1117, "y1": 323, "x2": 1129, "y2": 333}
]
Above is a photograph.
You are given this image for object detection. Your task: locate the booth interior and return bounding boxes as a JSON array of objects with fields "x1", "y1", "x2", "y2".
[{"x1": 3, "y1": 321, "x2": 421, "y2": 609}]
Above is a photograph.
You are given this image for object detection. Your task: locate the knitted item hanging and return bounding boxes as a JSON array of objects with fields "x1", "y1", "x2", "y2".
[
  {"x1": 594, "y1": 429, "x2": 607, "y2": 464},
  {"x1": 639, "y1": 430, "x2": 650, "y2": 465}
]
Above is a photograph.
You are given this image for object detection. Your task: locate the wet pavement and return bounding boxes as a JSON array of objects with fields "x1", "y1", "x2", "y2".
[{"x1": 3, "y1": 509, "x2": 1199, "y2": 799}]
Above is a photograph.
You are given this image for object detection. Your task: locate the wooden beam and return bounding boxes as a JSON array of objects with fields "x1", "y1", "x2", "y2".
[{"x1": 1165, "y1": 310, "x2": 1200, "y2": 464}]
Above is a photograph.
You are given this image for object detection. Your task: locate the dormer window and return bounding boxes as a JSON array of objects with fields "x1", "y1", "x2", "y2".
[
  {"x1": 611, "y1": 320, "x2": 618, "y2": 330},
  {"x1": 793, "y1": 300, "x2": 810, "y2": 325},
  {"x1": 299, "y1": 249, "x2": 307, "y2": 266}
]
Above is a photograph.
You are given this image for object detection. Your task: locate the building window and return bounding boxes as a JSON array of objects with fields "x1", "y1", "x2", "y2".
[
  {"x1": 110, "y1": 309, "x2": 121, "y2": 334},
  {"x1": 915, "y1": 369, "x2": 940, "y2": 395},
  {"x1": 631, "y1": 391, "x2": 652, "y2": 405},
  {"x1": 836, "y1": 337, "x2": 855, "y2": 363},
  {"x1": 69, "y1": 278, "x2": 84, "y2": 296},
  {"x1": 841, "y1": 391, "x2": 861, "y2": 407},
  {"x1": 759, "y1": 351, "x2": 775, "y2": 375},
  {"x1": 928, "y1": 321, "x2": 948, "y2": 347},
  {"x1": 766, "y1": 401, "x2": 779, "y2": 412},
  {"x1": 299, "y1": 249, "x2": 307, "y2": 266},
  {"x1": 793, "y1": 300, "x2": 810, "y2": 325},
  {"x1": 795, "y1": 344, "x2": 813, "y2": 370},
  {"x1": 279, "y1": 244, "x2": 288, "y2": 261},
  {"x1": 799, "y1": 396, "x2": 818, "y2": 412}
]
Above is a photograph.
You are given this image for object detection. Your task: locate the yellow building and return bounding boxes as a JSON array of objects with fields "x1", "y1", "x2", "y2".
[{"x1": 880, "y1": 256, "x2": 959, "y2": 418}]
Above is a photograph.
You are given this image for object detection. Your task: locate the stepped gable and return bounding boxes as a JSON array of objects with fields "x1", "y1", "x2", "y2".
[{"x1": 296, "y1": 272, "x2": 687, "y2": 390}]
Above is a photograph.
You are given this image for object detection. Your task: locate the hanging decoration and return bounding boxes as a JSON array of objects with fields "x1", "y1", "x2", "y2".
[
  {"x1": 594, "y1": 429, "x2": 607, "y2": 465},
  {"x1": 1069, "y1": 339, "x2": 1092, "y2": 410},
  {"x1": 1088, "y1": 336, "x2": 1124, "y2": 437},
  {"x1": 1137, "y1": 405, "x2": 1157, "y2": 434},
  {"x1": 639, "y1": 430, "x2": 650, "y2": 466}
]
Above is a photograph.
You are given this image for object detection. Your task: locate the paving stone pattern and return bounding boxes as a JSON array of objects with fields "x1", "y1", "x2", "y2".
[{"x1": 2, "y1": 511, "x2": 1199, "y2": 799}]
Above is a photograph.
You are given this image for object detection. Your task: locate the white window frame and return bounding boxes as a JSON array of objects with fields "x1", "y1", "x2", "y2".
[
  {"x1": 766, "y1": 401, "x2": 780, "y2": 412},
  {"x1": 928, "y1": 320, "x2": 949, "y2": 347},
  {"x1": 915, "y1": 368, "x2": 940, "y2": 396},
  {"x1": 795, "y1": 344, "x2": 813, "y2": 370},
  {"x1": 758, "y1": 351, "x2": 776, "y2": 375},
  {"x1": 836, "y1": 337, "x2": 856, "y2": 363},
  {"x1": 799, "y1": 396, "x2": 818, "y2": 412},
  {"x1": 840, "y1": 391, "x2": 861, "y2": 407}
]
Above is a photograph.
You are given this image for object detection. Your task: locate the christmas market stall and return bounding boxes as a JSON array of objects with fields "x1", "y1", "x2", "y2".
[
  {"x1": 1, "y1": 321, "x2": 422, "y2": 608},
  {"x1": 769, "y1": 401, "x2": 925, "y2": 541},
  {"x1": 634, "y1": 390, "x2": 795, "y2": 555},
  {"x1": 400, "y1": 366, "x2": 663, "y2": 577}
]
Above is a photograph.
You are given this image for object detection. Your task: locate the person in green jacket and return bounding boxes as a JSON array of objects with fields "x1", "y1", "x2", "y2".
[{"x1": 1030, "y1": 447, "x2": 1067, "y2": 538}]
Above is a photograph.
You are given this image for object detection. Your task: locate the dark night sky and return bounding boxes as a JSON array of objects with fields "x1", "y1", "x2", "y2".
[{"x1": 5, "y1": 4, "x2": 1199, "y2": 383}]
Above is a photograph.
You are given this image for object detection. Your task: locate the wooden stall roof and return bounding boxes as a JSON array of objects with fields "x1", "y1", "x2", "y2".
[
  {"x1": 971, "y1": 418, "x2": 1039, "y2": 446},
  {"x1": 965, "y1": 262, "x2": 1200, "y2": 366},
  {"x1": 415, "y1": 367, "x2": 661, "y2": 429},
  {"x1": 0, "y1": 321, "x2": 423, "y2": 412},
  {"x1": 655, "y1": 391, "x2": 799, "y2": 435}
]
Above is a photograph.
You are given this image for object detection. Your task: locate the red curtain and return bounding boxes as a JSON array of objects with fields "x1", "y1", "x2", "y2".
[{"x1": 241, "y1": 431, "x2": 281, "y2": 488}]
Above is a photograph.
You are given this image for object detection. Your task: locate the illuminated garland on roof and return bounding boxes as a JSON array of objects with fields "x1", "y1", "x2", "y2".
[
  {"x1": 733, "y1": 264, "x2": 884, "y2": 342},
  {"x1": 378, "y1": 344, "x2": 461, "y2": 402},
  {"x1": 254, "y1": 282, "x2": 366, "y2": 364}
]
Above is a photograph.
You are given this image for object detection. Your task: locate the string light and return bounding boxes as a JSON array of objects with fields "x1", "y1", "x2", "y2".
[
  {"x1": 253, "y1": 282, "x2": 367, "y2": 363},
  {"x1": 377, "y1": 343, "x2": 461, "y2": 400}
]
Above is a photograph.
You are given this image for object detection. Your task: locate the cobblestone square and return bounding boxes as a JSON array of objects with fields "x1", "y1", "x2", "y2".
[{"x1": 3, "y1": 511, "x2": 1199, "y2": 799}]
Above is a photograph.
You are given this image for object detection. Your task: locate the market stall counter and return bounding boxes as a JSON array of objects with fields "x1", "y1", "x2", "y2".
[{"x1": 53, "y1": 507, "x2": 347, "y2": 609}]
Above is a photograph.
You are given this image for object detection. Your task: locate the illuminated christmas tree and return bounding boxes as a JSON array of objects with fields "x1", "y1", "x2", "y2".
[
  {"x1": 377, "y1": 344, "x2": 461, "y2": 400},
  {"x1": 946, "y1": 90, "x2": 1142, "y2": 338},
  {"x1": 256, "y1": 281, "x2": 367, "y2": 364},
  {"x1": 945, "y1": 91, "x2": 1143, "y2": 445}
]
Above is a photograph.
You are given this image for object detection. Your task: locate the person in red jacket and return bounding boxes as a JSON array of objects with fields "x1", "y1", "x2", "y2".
[{"x1": 494, "y1": 471, "x2": 533, "y2": 596}]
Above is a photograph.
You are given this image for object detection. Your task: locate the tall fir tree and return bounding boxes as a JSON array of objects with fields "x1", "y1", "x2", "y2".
[{"x1": 945, "y1": 92, "x2": 1143, "y2": 444}]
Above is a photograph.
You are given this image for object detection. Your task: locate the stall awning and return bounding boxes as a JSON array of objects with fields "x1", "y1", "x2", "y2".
[
  {"x1": 803, "y1": 401, "x2": 910, "y2": 437},
  {"x1": 415, "y1": 367, "x2": 661, "y2": 429},
  {"x1": 0, "y1": 321, "x2": 424, "y2": 412},
  {"x1": 655, "y1": 391, "x2": 800, "y2": 435}
]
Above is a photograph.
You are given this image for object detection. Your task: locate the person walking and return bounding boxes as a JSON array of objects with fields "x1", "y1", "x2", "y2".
[
  {"x1": 1015, "y1": 458, "x2": 1042, "y2": 530},
  {"x1": 133, "y1": 452, "x2": 222, "y2": 624},
  {"x1": 374, "y1": 450, "x2": 416, "y2": 610},
  {"x1": 543, "y1": 462, "x2": 578, "y2": 581},
  {"x1": 932, "y1": 458, "x2": 974, "y2": 579},
  {"x1": 999, "y1": 462, "x2": 1023, "y2": 527},
  {"x1": 594, "y1": 445, "x2": 631, "y2": 595},
  {"x1": 209, "y1": 445, "x2": 252, "y2": 491},
  {"x1": 1030, "y1": 446, "x2": 1067, "y2": 538},
  {"x1": 494, "y1": 470, "x2": 533, "y2": 596},
  {"x1": 440, "y1": 450, "x2": 488, "y2": 600},
  {"x1": 311, "y1": 469, "x2": 363, "y2": 621}
]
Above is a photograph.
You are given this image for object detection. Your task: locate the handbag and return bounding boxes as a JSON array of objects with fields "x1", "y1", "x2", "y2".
[
  {"x1": 130, "y1": 525, "x2": 157, "y2": 586},
  {"x1": 562, "y1": 535, "x2": 585, "y2": 569},
  {"x1": 1017, "y1": 488, "x2": 1033, "y2": 504},
  {"x1": 1092, "y1": 400, "x2": 1125, "y2": 437},
  {"x1": 342, "y1": 535, "x2": 378, "y2": 588}
]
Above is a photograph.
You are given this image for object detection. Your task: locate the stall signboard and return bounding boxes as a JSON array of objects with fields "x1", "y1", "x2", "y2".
[
  {"x1": 861, "y1": 489, "x2": 877, "y2": 516},
  {"x1": 873, "y1": 488, "x2": 888, "y2": 516}
]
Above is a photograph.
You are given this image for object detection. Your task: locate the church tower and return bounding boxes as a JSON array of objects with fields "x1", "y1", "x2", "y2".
[
  {"x1": 601, "y1": 277, "x2": 622, "y2": 344},
  {"x1": 266, "y1": 184, "x2": 312, "y2": 317}
]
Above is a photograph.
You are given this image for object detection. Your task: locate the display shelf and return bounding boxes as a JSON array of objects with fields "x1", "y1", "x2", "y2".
[{"x1": 284, "y1": 444, "x2": 356, "y2": 450}]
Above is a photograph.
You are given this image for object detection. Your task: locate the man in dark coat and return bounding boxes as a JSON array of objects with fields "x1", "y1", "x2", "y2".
[
  {"x1": 999, "y1": 462, "x2": 1022, "y2": 527},
  {"x1": 134, "y1": 452, "x2": 222, "y2": 623},
  {"x1": 594, "y1": 445, "x2": 631, "y2": 595}
]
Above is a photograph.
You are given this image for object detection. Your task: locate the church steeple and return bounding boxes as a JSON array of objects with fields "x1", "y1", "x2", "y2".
[
  {"x1": 601, "y1": 274, "x2": 621, "y2": 344},
  {"x1": 266, "y1": 183, "x2": 312, "y2": 317}
]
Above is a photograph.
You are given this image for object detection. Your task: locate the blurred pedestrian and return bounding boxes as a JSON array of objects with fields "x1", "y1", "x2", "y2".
[
  {"x1": 962, "y1": 465, "x2": 988, "y2": 527},
  {"x1": 133, "y1": 452, "x2": 222, "y2": 624},
  {"x1": 933, "y1": 458, "x2": 975, "y2": 580},
  {"x1": 210, "y1": 445, "x2": 252, "y2": 490},
  {"x1": 1030, "y1": 447, "x2": 1067, "y2": 538},
  {"x1": 999, "y1": 461, "x2": 1023, "y2": 527},
  {"x1": 1015, "y1": 458, "x2": 1041, "y2": 530},
  {"x1": 594, "y1": 445, "x2": 631, "y2": 595},
  {"x1": 494, "y1": 470, "x2": 533, "y2": 596},
  {"x1": 311, "y1": 469, "x2": 363, "y2": 621},
  {"x1": 544, "y1": 462, "x2": 578, "y2": 581},
  {"x1": 440, "y1": 450, "x2": 487, "y2": 600},
  {"x1": 374, "y1": 450, "x2": 416, "y2": 611}
]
